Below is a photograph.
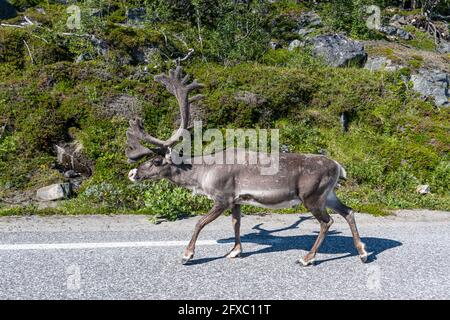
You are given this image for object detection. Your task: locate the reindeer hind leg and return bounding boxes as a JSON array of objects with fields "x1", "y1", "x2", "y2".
[
  {"x1": 298, "y1": 205, "x2": 333, "y2": 267},
  {"x1": 326, "y1": 192, "x2": 368, "y2": 262}
]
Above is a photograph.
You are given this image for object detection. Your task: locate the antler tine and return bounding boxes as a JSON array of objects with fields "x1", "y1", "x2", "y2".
[
  {"x1": 189, "y1": 94, "x2": 204, "y2": 104},
  {"x1": 181, "y1": 74, "x2": 190, "y2": 85},
  {"x1": 125, "y1": 127, "x2": 153, "y2": 162},
  {"x1": 186, "y1": 79, "x2": 204, "y2": 92},
  {"x1": 152, "y1": 66, "x2": 204, "y2": 147},
  {"x1": 125, "y1": 67, "x2": 204, "y2": 161}
]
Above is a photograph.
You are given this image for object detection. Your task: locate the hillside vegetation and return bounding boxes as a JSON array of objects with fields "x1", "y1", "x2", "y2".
[{"x1": 0, "y1": 0, "x2": 449, "y2": 219}]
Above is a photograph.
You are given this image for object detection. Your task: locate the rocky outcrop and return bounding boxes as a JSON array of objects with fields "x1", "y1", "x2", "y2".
[
  {"x1": 411, "y1": 69, "x2": 449, "y2": 107},
  {"x1": 309, "y1": 34, "x2": 367, "y2": 67},
  {"x1": 296, "y1": 11, "x2": 322, "y2": 37},
  {"x1": 55, "y1": 142, "x2": 92, "y2": 177},
  {"x1": 364, "y1": 56, "x2": 402, "y2": 72}
]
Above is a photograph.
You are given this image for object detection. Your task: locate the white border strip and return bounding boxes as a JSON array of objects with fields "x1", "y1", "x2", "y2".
[{"x1": 0, "y1": 240, "x2": 223, "y2": 251}]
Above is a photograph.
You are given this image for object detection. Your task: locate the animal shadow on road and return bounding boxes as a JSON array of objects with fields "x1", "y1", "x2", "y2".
[{"x1": 187, "y1": 216, "x2": 402, "y2": 266}]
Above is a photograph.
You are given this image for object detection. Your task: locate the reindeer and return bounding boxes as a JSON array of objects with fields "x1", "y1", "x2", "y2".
[{"x1": 126, "y1": 66, "x2": 368, "y2": 266}]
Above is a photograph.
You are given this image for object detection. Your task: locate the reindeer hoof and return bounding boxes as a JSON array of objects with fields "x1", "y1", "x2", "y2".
[
  {"x1": 181, "y1": 253, "x2": 194, "y2": 265},
  {"x1": 359, "y1": 243, "x2": 368, "y2": 263},
  {"x1": 225, "y1": 249, "x2": 242, "y2": 259},
  {"x1": 297, "y1": 258, "x2": 315, "y2": 267},
  {"x1": 359, "y1": 253, "x2": 368, "y2": 263}
]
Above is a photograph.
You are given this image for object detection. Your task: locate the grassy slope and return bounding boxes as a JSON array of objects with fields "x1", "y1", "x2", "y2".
[{"x1": 0, "y1": 1, "x2": 449, "y2": 218}]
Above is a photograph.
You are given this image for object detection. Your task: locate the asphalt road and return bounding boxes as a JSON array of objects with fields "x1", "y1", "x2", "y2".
[{"x1": 0, "y1": 210, "x2": 449, "y2": 300}]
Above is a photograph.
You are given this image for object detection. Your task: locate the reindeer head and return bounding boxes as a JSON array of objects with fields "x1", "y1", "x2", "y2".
[{"x1": 126, "y1": 66, "x2": 204, "y2": 182}]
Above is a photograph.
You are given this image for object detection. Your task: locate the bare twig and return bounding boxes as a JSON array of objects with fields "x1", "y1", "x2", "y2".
[
  {"x1": 23, "y1": 40, "x2": 34, "y2": 64},
  {"x1": 0, "y1": 116, "x2": 8, "y2": 140},
  {"x1": 195, "y1": 7, "x2": 205, "y2": 61},
  {"x1": 0, "y1": 124, "x2": 6, "y2": 140},
  {"x1": 31, "y1": 34, "x2": 49, "y2": 44},
  {"x1": 174, "y1": 48, "x2": 194, "y2": 65},
  {"x1": 160, "y1": 29, "x2": 168, "y2": 47}
]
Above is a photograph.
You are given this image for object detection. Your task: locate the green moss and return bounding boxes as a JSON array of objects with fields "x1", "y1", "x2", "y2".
[
  {"x1": 366, "y1": 46, "x2": 401, "y2": 63},
  {"x1": 0, "y1": 28, "x2": 26, "y2": 68},
  {"x1": 402, "y1": 26, "x2": 436, "y2": 51},
  {"x1": 407, "y1": 54, "x2": 424, "y2": 69}
]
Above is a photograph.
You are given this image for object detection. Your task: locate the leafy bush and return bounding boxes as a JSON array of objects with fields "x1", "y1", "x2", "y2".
[{"x1": 142, "y1": 180, "x2": 212, "y2": 220}]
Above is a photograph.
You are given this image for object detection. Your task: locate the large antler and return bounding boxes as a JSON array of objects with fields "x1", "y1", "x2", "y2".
[{"x1": 125, "y1": 66, "x2": 204, "y2": 162}]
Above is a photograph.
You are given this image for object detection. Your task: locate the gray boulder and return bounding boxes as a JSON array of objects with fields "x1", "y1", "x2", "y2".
[
  {"x1": 379, "y1": 25, "x2": 413, "y2": 40},
  {"x1": 416, "y1": 185, "x2": 431, "y2": 195},
  {"x1": 437, "y1": 41, "x2": 450, "y2": 54},
  {"x1": 396, "y1": 28, "x2": 413, "y2": 40},
  {"x1": 36, "y1": 183, "x2": 72, "y2": 201},
  {"x1": 298, "y1": 11, "x2": 322, "y2": 28},
  {"x1": 309, "y1": 34, "x2": 367, "y2": 67},
  {"x1": 288, "y1": 39, "x2": 304, "y2": 51},
  {"x1": 411, "y1": 69, "x2": 449, "y2": 107}
]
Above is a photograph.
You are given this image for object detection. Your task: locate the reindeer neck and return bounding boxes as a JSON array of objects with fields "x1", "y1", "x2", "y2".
[{"x1": 167, "y1": 162, "x2": 203, "y2": 189}]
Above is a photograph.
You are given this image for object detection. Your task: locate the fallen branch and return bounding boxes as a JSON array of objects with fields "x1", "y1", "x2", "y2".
[
  {"x1": 23, "y1": 16, "x2": 34, "y2": 26},
  {"x1": 0, "y1": 23, "x2": 25, "y2": 28},
  {"x1": 0, "y1": 16, "x2": 35, "y2": 28}
]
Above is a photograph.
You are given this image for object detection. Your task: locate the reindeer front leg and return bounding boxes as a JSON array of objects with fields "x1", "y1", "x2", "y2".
[
  {"x1": 226, "y1": 204, "x2": 242, "y2": 258},
  {"x1": 298, "y1": 207, "x2": 334, "y2": 267},
  {"x1": 182, "y1": 202, "x2": 228, "y2": 264}
]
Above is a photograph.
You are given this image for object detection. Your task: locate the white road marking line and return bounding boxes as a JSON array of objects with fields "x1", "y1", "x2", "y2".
[{"x1": 0, "y1": 240, "x2": 226, "y2": 251}]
